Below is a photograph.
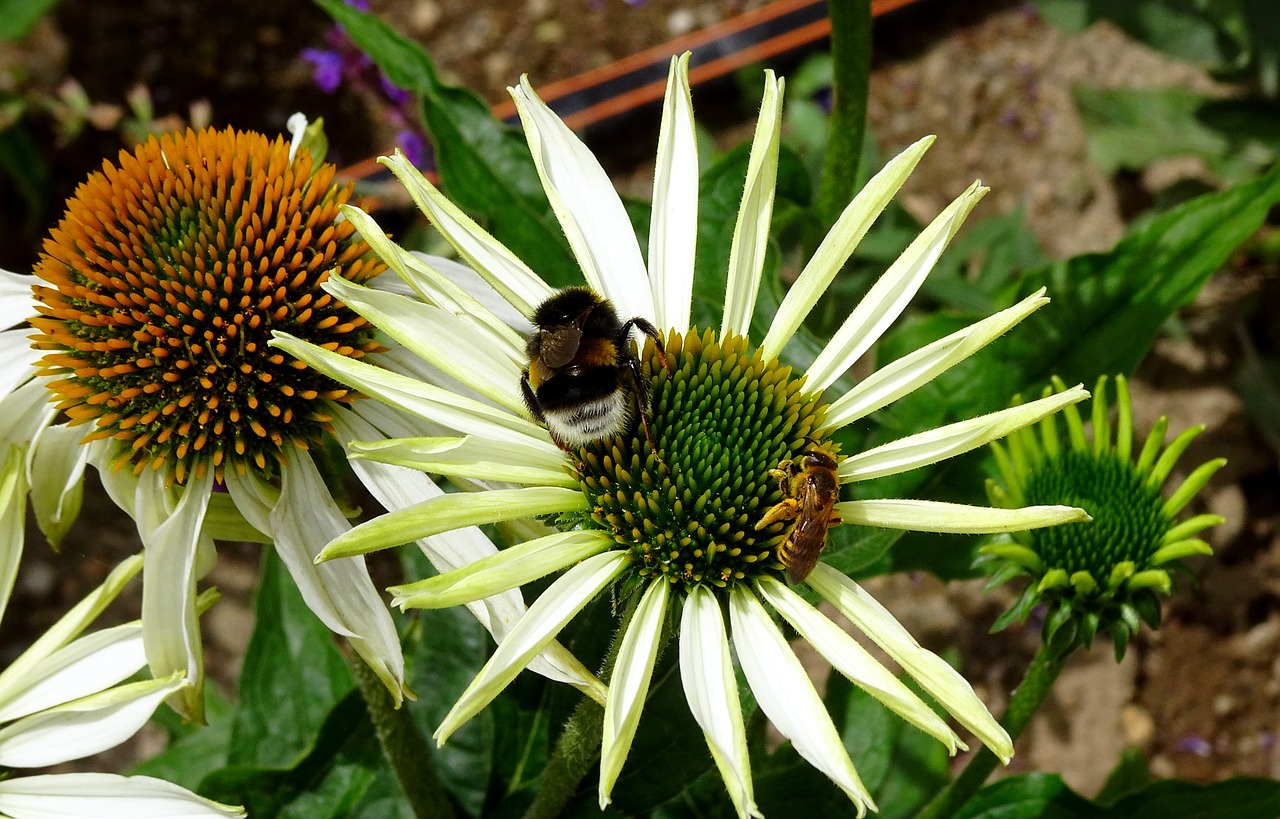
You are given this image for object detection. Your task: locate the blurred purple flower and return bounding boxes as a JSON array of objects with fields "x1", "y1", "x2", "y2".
[
  {"x1": 379, "y1": 75, "x2": 413, "y2": 107},
  {"x1": 345, "y1": 0, "x2": 370, "y2": 10},
  {"x1": 396, "y1": 129, "x2": 428, "y2": 169},
  {"x1": 1175, "y1": 734, "x2": 1212, "y2": 757},
  {"x1": 301, "y1": 48, "x2": 344, "y2": 94}
]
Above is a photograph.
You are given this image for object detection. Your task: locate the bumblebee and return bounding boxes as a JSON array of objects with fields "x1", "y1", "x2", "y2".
[
  {"x1": 755, "y1": 449, "x2": 842, "y2": 584},
  {"x1": 520, "y1": 287, "x2": 668, "y2": 451}
]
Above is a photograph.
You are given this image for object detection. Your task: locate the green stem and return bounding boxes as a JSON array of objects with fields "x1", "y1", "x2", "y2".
[
  {"x1": 523, "y1": 697, "x2": 606, "y2": 819},
  {"x1": 816, "y1": 0, "x2": 872, "y2": 230},
  {"x1": 347, "y1": 650, "x2": 455, "y2": 819},
  {"x1": 916, "y1": 635, "x2": 1073, "y2": 819}
]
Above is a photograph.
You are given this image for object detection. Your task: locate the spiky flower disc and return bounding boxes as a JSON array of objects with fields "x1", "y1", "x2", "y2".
[
  {"x1": 576, "y1": 329, "x2": 828, "y2": 592},
  {"x1": 29, "y1": 126, "x2": 386, "y2": 483},
  {"x1": 983, "y1": 375, "x2": 1225, "y2": 657}
]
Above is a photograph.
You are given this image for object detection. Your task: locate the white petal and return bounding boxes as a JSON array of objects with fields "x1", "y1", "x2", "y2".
[
  {"x1": 680, "y1": 586, "x2": 758, "y2": 818},
  {"x1": 319, "y1": 485, "x2": 588, "y2": 562},
  {"x1": 0, "y1": 555, "x2": 142, "y2": 708},
  {"x1": 0, "y1": 445, "x2": 26, "y2": 625},
  {"x1": 271, "y1": 331, "x2": 553, "y2": 450},
  {"x1": 0, "y1": 380, "x2": 54, "y2": 445},
  {"x1": 807, "y1": 564, "x2": 1013, "y2": 761},
  {"x1": 728, "y1": 586, "x2": 874, "y2": 815},
  {"x1": 649, "y1": 53, "x2": 698, "y2": 332},
  {"x1": 0, "y1": 329, "x2": 40, "y2": 404},
  {"x1": 805, "y1": 181, "x2": 987, "y2": 392},
  {"x1": 599, "y1": 580, "x2": 668, "y2": 807},
  {"x1": 0, "y1": 270, "x2": 35, "y2": 327},
  {"x1": 825, "y1": 289, "x2": 1049, "y2": 429},
  {"x1": 379, "y1": 153, "x2": 554, "y2": 317},
  {"x1": 761, "y1": 136, "x2": 935, "y2": 360},
  {"x1": 756, "y1": 577, "x2": 959, "y2": 752},
  {"x1": 720, "y1": 71, "x2": 783, "y2": 338},
  {"x1": 0, "y1": 623, "x2": 144, "y2": 723},
  {"x1": 136, "y1": 470, "x2": 212, "y2": 722},
  {"x1": 839, "y1": 385, "x2": 1090, "y2": 483},
  {"x1": 0, "y1": 673, "x2": 186, "y2": 767},
  {"x1": 436, "y1": 550, "x2": 627, "y2": 744},
  {"x1": 511, "y1": 78, "x2": 655, "y2": 323},
  {"x1": 349, "y1": 435, "x2": 574, "y2": 487},
  {"x1": 390, "y1": 530, "x2": 612, "y2": 610},
  {"x1": 323, "y1": 274, "x2": 525, "y2": 413},
  {"x1": 27, "y1": 423, "x2": 89, "y2": 547},
  {"x1": 0, "y1": 773, "x2": 246, "y2": 818},
  {"x1": 408, "y1": 251, "x2": 534, "y2": 336},
  {"x1": 835, "y1": 499, "x2": 1088, "y2": 533}
]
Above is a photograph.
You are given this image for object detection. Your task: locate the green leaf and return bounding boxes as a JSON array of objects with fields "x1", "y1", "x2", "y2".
[
  {"x1": 955, "y1": 773, "x2": 1097, "y2": 819},
  {"x1": 229, "y1": 549, "x2": 353, "y2": 768},
  {"x1": 0, "y1": 0, "x2": 60, "y2": 40},
  {"x1": 312, "y1": 0, "x2": 578, "y2": 285},
  {"x1": 131, "y1": 690, "x2": 235, "y2": 791},
  {"x1": 1103, "y1": 777, "x2": 1280, "y2": 818},
  {"x1": 1094, "y1": 747, "x2": 1150, "y2": 807}
]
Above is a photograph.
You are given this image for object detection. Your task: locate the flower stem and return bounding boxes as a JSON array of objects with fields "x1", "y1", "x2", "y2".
[
  {"x1": 347, "y1": 649, "x2": 455, "y2": 819},
  {"x1": 523, "y1": 697, "x2": 606, "y2": 819},
  {"x1": 816, "y1": 0, "x2": 872, "y2": 230},
  {"x1": 915, "y1": 633, "x2": 1073, "y2": 819}
]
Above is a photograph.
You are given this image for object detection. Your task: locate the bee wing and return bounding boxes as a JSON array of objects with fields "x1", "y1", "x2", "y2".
[{"x1": 541, "y1": 324, "x2": 583, "y2": 368}]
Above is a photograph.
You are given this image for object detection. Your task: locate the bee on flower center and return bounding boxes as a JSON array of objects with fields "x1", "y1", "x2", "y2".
[
  {"x1": 756, "y1": 449, "x2": 842, "y2": 584},
  {"x1": 520, "y1": 287, "x2": 668, "y2": 452}
]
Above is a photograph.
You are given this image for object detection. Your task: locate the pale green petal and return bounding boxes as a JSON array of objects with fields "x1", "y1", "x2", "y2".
[
  {"x1": 838, "y1": 385, "x2": 1089, "y2": 483},
  {"x1": 136, "y1": 470, "x2": 212, "y2": 722},
  {"x1": 680, "y1": 586, "x2": 759, "y2": 819},
  {"x1": 0, "y1": 445, "x2": 25, "y2": 625},
  {"x1": 0, "y1": 623, "x2": 143, "y2": 723},
  {"x1": 0, "y1": 773, "x2": 246, "y2": 818},
  {"x1": 728, "y1": 586, "x2": 874, "y2": 815},
  {"x1": 825, "y1": 289, "x2": 1049, "y2": 430},
  {"x1": 379, "y1": 152, "x2": 554, "y2": 317},
  {"x1": 0, "y1": 554, "x2": 141, "y2": 708},
  {"x1": 511, "y1": 78, "x2": 655, "y2": 323},
  {"x1": 835, "y1": 499, "x2": 1088, "y2": 533},
  {"x1": 436, "y1": 550, "x2": 628, "y2": 744},
  {"x1": 0, "y1": 672, "x2": 186, "y2": 767},
  {"x1": 600, "y1": 580, "x2": 668, "y2": 808},
  {"x1": 27, "y1": 424, "x2": 89, "y2": 548},
  {"x1": 757, "y1": 577, "x2": 961, "y2": 753},
  {"x1": 805, "y1": 181, "x2": 987, "y2": 392},
  {"x1": 650, "y1": 53, "x2": 698, "y2": 332},
  {"x1": 0, "y1": 331, "x2": 40, "y2": 403},
  {"x1": 761, "y1": 136, "x2": 935, "y2": 360},
  {"x1": 389, "y1": 530, "x2": 613, "y2": 609},
  {"x1": 349, "y1": 435, "x2": 575, "y2": 488},
  {"x1": 322, "y1": 274, "x2": 525, "y2": 413},
  {"x1": 271, "y1": 331, "x2": 553, "y2": 450},
  {"x1": 808, "y1": 564, "x2": 1013, "y2": 761},
  {"x1": 720, "y1": 71, "x2": 782, "y2": 338},
  {"x1": 319, "y1": 486, "x2": 588, "y2": 562}
]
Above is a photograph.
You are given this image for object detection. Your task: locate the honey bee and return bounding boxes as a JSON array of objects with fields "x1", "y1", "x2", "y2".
[
  {"x1": 520, "y1": 287, "x2": 668, "y2": 451},
  {"x1": 755, "y1": 449, "x2": 842, "y2": 584}
]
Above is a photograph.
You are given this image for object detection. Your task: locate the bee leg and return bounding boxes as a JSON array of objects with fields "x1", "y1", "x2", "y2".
[
  {"x1": 769, "y1": 462, "x2": 793, "y2": 495},
  {"x1": 755, "y1": 498, "x2": 800, "y2": 529},
  {"x1": 621, "y1": 317, "x2": 670, "y2": 371},
  {"x1": 520, "y1": 371, "x2": 547, "y2": 425},
  {"x1": 827, "y1": 512, "x2": 843, "y2": 528}
]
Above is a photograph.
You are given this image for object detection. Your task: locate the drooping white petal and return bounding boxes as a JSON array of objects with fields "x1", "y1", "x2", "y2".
[
  {"x1": 720, "y1": 71, "x2": 783, "y2": 338},
  {"x1": 839, "y1": 385, "x2": 1090, "y2": 483},
  {"x1": 728, "y1": 586, "x2": 874, "y2": 815},
  {"x1": 349, "y1": 435, "x2": 575, "y2": 488},
  {"x1": 0, "y1": 554, "x2": 141, "y2": 708},
  {"x1": 0, "y1": 269, "x2": 35, "y2": 326},
  {"x1": 805, "y1": 181, "x2": 987, "y2": 392},
  {"x1": 510, "y1": 78, "x2": 655, "y2": 323},
  {"x1": 0, "y1": 623, "x2": 144, "y2": 723},
  {"x1": 650, "y1": 53, "x2": 698, "y2": 332},
  {"x1": 756, "y1": 577, "x2": 960, "y2": 752},
  {"x1": 436, "y1": 550, "x2": 628, "y2": 744},
  {"x1": 825, "y1": 289, "x2": 1049, "y2": 430},
  {"x1": 680, "y1": 586, "x2": 759, "y2": 819},
  {"x1": 0, "y1": 672, "x2": 186, "y2": 767},
  {"x1": 761, "y1": 136, "x2": 935, "y2": 360},
  {"x1": 0, "y1": 329, "x2": 40, "y2": 403},
  {"x1": 271, "y1": 331, "x2": 554, "y2": 450},
  {"x1": 390, "y1": 530, "x2": 613, "y2": 610},
  {"x1": 0, "y1": 380, "x2": 54, "y2": 446},
  {"x1": 27, "y1": 423, "x2": 89, "y2": 548},
  {"x1": 0, "y1": 773, "x2": 246, "y2": 818},
  {"x1": 0, "y1": 445, "x2": 26, "y2": 625},
  {"x1": 599, "y1": 580, "x2": 669, "y2": 807},
  {"x1": 835, "y1": 499, "x2": 1088, "y2": 533},
  {"x1": 319, "y1": 485, "x2": 588, "y2": 562},
  {"x1": 807, "y1": 564, "x2": 1013, "y2": 761},
  {"x1": 336, "y1": 406, "x2": 605, "y2": 701},
  {"x1": 135, "y1": 470, "x2": 213, "y2": 722},
  {"x1": 379, "y1": 153, "x2": 554, "y2": 317},
  {"x1": 322, "y1": 274, "x2": 525, "y2": 413}
]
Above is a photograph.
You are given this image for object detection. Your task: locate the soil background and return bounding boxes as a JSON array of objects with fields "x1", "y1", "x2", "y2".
[{"x1": 2, "y1": 0, "x2": 1278, "y2": 802}]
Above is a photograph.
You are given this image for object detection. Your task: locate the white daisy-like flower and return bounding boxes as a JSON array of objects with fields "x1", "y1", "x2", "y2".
[
  {"x1": 0, "y1": 116, "x2": 600, "y2": 721},
  {"x1": 275, "y1": 55, "x2": 1090, "y2": 816},
  {"x1": 0, "y1": 447, "x2": 244, "y2": 818}
]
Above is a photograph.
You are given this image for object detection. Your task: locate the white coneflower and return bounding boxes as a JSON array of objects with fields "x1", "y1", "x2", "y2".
[{"x1": 278, "y1": 55, "x2": 1089, "y2": 816}]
